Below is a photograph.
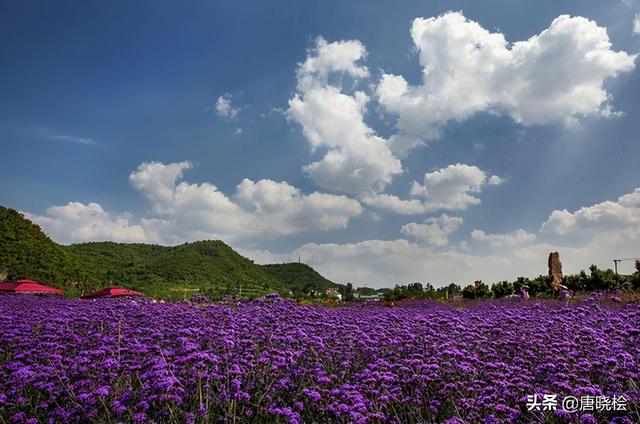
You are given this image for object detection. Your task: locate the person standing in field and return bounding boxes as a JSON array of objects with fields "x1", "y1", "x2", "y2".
[
  {"x1": 559, "y1": 287, "x2": 571, "y2": 306},
  {"x1": 519, "y1": 285, "x2": 529, "y2": 301}
]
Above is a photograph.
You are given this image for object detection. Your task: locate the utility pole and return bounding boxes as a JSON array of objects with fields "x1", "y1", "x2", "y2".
[{"x1": 612, "y1": 257, "x2": 640, "y2": 275}]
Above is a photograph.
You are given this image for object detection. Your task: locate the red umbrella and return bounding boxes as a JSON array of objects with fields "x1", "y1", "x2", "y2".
[
  {"x1": 81, "y1": 287, "x2": 143, "y2": 298},
  {"x1": 0, "y1": 279, "x2": 64, "y2": 294}
]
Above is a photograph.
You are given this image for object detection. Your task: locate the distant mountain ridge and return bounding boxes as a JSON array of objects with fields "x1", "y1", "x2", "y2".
[{"x1": 0, "y1": 205, "x2": 339, "y2": 299}]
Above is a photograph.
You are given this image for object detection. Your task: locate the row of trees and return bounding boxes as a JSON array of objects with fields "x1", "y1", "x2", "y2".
[
  {"x1": 383, "y1": 264, "x2": 640, "y2": 301},
  {"x1": 383, "y1": 283, "x2": 461, "y2": 301},
  {"x1": 284, "y1": 282, "x2": 357, "y2": 301}
]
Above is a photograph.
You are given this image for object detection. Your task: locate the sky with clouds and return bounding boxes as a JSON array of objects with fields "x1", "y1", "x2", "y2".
[{"x1": 2, "y1": 0, "x2": 640, "y2": 288}]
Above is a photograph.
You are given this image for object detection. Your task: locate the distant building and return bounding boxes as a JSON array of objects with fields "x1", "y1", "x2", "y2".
[
  {"x1": 355, "y1": 292, "x2": 384, "y2": 301},
  {"x1": 325, "y1": 287, "x2": 342, "y2": 301}
]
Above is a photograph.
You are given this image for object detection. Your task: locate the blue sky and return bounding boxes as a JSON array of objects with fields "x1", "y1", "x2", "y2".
[{"x1": 2, "y1": 0, "x2": 640, "y2": 287}]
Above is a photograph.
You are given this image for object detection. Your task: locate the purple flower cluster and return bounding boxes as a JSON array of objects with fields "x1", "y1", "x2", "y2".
[{"x1": 0, "y1": 296, "x2": 638, "y2": 423}]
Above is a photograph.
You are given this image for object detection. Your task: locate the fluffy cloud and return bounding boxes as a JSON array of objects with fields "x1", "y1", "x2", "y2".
[
  {"x1": 295, "y1": 37, "x2": 370, "y2": 91},
  {"x1": 634, "y1": 14, "x2": 640, "y2": 34},
  {"x1": 26, "y1": 173, "x2": 640, "y2": 286},
  {"x1": 129, "y1": 161, "x2": 192, "y2": 205},
  {"x1": 360, "y1": 193, "x2": 426, "y2": 215},
  {"x1": 287, "y1": 37, "x2": 402, "y2": 195},
  {"x1": 377, "y1": 12, "x2": 636, "y2": 156},
  {"x1": 401, "y1": 214, "x2": 463, "y2": 246},
  {"x1": 247, "y1": 223, "x2": 640, "y2": 287},
  {"x1": 30, "y1": 161, "x2": 363, "y2": 245},
  {"x1": 619, "y1": 188, "x2": 640, "y2": 207},
  {"x1": 471, "y1": 228, "x2": 536, "y2": 247},
  {"x1": 541, "y1": 187, "x2": 640, "y2": 235},
  {"x1": 488, "y1": 175, "x2": 504, "y2": 186},
  {"x1": 127, "y1": 161, "x2": 363, "y2": 243},
  {"x1": 410, "y1": 164, "x2": 500, "y2": 211},
  {"x1": 25, "y1": 202, "x2": 150, "y2": 244},
  {"x1": 214, "y1": 93, "x2": 241, "y2": 120},
  {"x1": 248, "y1": 239, "x2": 521, "y2": 287},
  {"x1": 234, "y1": 178, "x2": 363, "y2": 233},
  {"x1": 361, "y1": 164, "x2": 501, "y2": 215},
  {"x1": 238, "y1": 188, "x2": 640, "y2": 288}
]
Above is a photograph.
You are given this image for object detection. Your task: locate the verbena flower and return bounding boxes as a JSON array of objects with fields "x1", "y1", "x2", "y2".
[{"x1": 0, "y1": 295, "x2": 637, "y2": 423}]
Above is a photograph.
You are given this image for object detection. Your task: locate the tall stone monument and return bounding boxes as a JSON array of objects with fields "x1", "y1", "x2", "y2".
[{"x1": 548, "y1": 252, "x2": 565, "y2": 290}]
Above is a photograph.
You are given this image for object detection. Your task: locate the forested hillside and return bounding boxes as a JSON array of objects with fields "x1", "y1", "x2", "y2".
[
  {"x1": 1, "y1": 205, "x2": 338, "y2": 299},
  {"x1": 261, "y1": 262, "x2": 342, "y2": 294},
  {"x1": 0, "y1": 206, "x2": 81, "y2": 289}
]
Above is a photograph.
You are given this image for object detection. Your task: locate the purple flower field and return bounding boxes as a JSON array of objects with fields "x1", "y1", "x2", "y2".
[{"x1": 0, "y1": 296, "x2": 638, "y2": 423}]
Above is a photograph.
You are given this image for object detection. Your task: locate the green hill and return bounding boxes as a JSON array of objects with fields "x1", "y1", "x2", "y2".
[
  {"x1": 67, "y1": 240, "x2": 286, "y2": 299},
  {"x1": 0, "y1": 206, "x2": 81, "y2": 289},
  {"x1": 261, "y1": 262, "x2": 341, "y2": 294},
  {"x1": 0, "y1": 205, "x2": 289, "y2": 299}
]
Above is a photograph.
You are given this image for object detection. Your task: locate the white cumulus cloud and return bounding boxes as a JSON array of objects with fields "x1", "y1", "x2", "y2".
[
  {"x1": 234, "y1": 178, "x2": 363, "y2": 233},
  {"x1": 377, "y1": 12, "x2": 636, "y2": 156},
  {"x1": 129, "y1": 161, "x2": 192, "y2": 205},
  {"x1": 401, "y1": 213, "x2": 463, "y2": 246},
  {"x1": 361, "y1": 164, "x2": 502, "y2": 215},
  {"x1": 246, "y1": 222, "x2": 640, "y2": 287},
  {"x1": 541, "y1": 187, "x2": 640, "y2": 235},
  {"x1": 214, "y1": 93, "x2": 241, "y2": 121},
  {"x1": 250, "y1": 239, "x2": 525, "y2": 287},
  {"x1": 471, "y1": 228, "x2": 536, "y2": 247},
  {"x1": 24, "y1": 202, "x2": 150, "y2": 244},
  {"x1": 29, "y1": 161, "x2": 363, "y2": 245},
  {"x1": 287, "y1": 37, "x2": 402, "y2": 195},
  {"x1": 360, "y1": 193, "x2": 427, "y2": 215},
  {"x1": 410, "y1": 163, "x2": 498, "y2": 211},
  {"x1": 488, "y1": 175, "x2": 504, "y2": 186},
  {"x1": 127, "y1": 161, "x2": 363, "y2": 243}
]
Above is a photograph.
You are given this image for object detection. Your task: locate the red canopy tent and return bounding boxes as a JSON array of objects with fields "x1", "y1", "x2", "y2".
[
  {"x1": 0, "y1": 279, "x2": 64, "y2": 294},
  {"x1": 81, "y1": 287, "x2": 143, "y2": 298}
]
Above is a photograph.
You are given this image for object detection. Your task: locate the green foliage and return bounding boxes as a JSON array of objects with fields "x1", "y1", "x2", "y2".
[
  {"x1": 561, "y1": 265, "x2": 624, "y2": 292},
  {"x1": 67, "y1": 240, "x2": 288, "y2": 300},
  {"x1": 491, "y1": 281, "x2": 514, "y2": 298},
  {"x1": 0, "y1": 206, "x2": 82, "y2": 292},
  {"x1": 630, "y1": 272, "x2": 640, "y2": 290},
  {"x1": 462, "y1": 281, "x2": 491, "y2": 300},
  {"x1": 434, "y1": 283, "x2": 462, "y2": 300},
  {"x1": 261, "y1": 263, "x2": 342, "y2": 299},
  {"x1": 461, "y1": 285, "x2": 475, "y2": 299},
  {"x1": 340, "y1": 282, "x2": 355, "y2": 302},
  {"x1": 488, "y1": 266, "x2": 632, "y2": 299},
  {"x1": 0, "y1": 205, "x2": 294, "y2": 299},
  {"x1": 355, "y1": 286, "x2": 377, "y2": 296},
  {"x1": 474, "y1": 281, "x2": 491, "y2": 298},
  {"x1": 384, "y1": 282, "x2": 438, "y2": 301},
  {"x1": 630, "y1": 261, "x2": 640, "y2": 290}
]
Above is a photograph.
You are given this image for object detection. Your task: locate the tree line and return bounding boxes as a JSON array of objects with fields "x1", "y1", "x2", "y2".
[{"x1": 382, "y1": 263, "x2": 640, "y2": 301}]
